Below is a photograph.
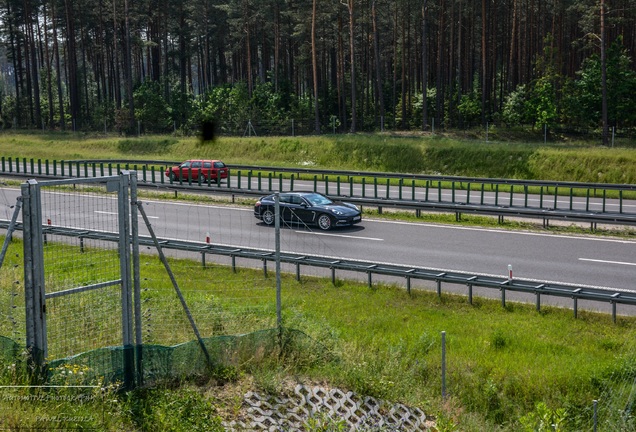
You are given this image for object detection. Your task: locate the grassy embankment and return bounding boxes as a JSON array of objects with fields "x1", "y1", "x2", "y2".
[
  {"x1": 0, "y1": 238, "x2": 635, "y2": 431},
  {"x1": 0, "y1": 132, "x2": 635, "y2": 430}
]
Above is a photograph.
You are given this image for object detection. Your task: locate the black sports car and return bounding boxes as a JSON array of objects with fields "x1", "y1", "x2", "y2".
[{"x1": 254, "y1": 192, "x2": 362, "y2": 230}]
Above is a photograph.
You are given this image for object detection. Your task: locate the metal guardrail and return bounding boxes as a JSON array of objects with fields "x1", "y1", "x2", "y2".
[
  {"x1": 2, "y1": 157, "x2": 636, "y2": 227},
  {"x1": 1, "y1": 219, "x2": 634, "y2": 322}
]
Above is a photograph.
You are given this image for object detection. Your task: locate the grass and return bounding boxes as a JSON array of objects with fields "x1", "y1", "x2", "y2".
[
  {"x1": 1, "y1": 237, "x2": 636, "y2": 430},
  {"x1": 0, "y1": 130, "x2": 635, "y2": 182}
]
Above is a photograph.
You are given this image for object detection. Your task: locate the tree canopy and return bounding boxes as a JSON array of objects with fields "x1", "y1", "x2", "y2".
[{"x1": 0, "y1": 0, "x2": 634, "y2": 137}]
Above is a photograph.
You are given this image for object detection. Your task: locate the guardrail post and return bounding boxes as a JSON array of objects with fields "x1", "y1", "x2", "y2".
[
  {"x1": 586, "y1": 189, "x2": 590, "y2": 212},
  {"x1": 501, "y1": 287, "x2": 506, "y2": 308},
  {"x1": 367, "y1": 271, "x2": 372, "y2": 288},
  {"x1": 536, "y1": 292, "x2": 541, "y2": 311},
  {"x1": 362, "y1": 178, "x2": 366, "y2": 198},
  {"x1": 313, "y1": 175, "x2": 317, "y2": 192},
  {"x1": 247, "y1": 171, "x2": 252, "y2": 189},
  {"x1": 296, "y1": 262, "x2": 301, "y2": 281},
  {"x1": 437, "y1": 280, "x2": 441, "y2": 297},
  {"x1": 325, "y1": 175, "x2": 329, "y2": 195},
  {"x1": 237, "y1": 171, "x2": 241, "y2": 189},
  {"x1": 231, "y1": 256, "x2": 236, "y2": 272},
  {"x1": 539, "y1": 186, "x2": 543, "y2": 208},
  {"x1": 468, "y1": 284, "x2": 473, "y2": 304},
  {"x1": 437, "y1": 181, "x2": 442, "y2": 202},
  {"x1": 373, "y1": 177, "x2": 377, "y2": 198},
  {"x1": 612, "y1": 301, "x2": 617, "y2": 323},
  {"x1": 290, "y1": 174, "x2": 294, "y2": 191},
  {"x1": 337, "y1": 177, "x2": 341, "y2": 196},
  {"x1": 509, "y1": 185, "x2": 514, "y2": 206},
  {"x1": 279, "y1": 173, "x2": 283, "y2": 191},
  {"x1": 524, "y1": 185, "x2": 528, "y2": 207},
  {"x1": 602, "y1": 190, "x2": 606, "y2": 213},
  {"x1": 619, "y1": 190, "x2": 623, "y2": 213},
  {"x1": 268, "y1": 173, "x2": 272, "y2": 191},
  {"x1": 53, "y1": 160, "x2": 56, "y2": 176},
  {"x1": 411, "y1": 180, "x2": 415, "y2": 200},
  {"x1": 257, "y1": 172, "x2": 261, "y2": 190},
  {"x1": 23, "y1": 158, "x2": 27, "y2": 173},
  {"x1": 8, "y1": 157, "x2": 12, "y2": 173},
  {"x1": 80, "y1": 161, "x2": 84, "y2": 177},
  {"x1": 425, "y1": 181, "x2": 429, "y2": 201},
  {"x1": 569, "y1": 188, "x2": 573, "y2": 210},
  {"x1": 108, "y1": 163, "x2": 112, "y2": 176},
  {"x1": 495, "y1": 184, "x2": 499, "y2": 206},
  {"x1": 553, "y1": 186, "x2": 558, "y2": 210},
  {"x1": 406, "y1": 277, "x2": 411, "y2": 295},
  {"x1": 350, "y1": 177, "x2": 354, "y2": 196},
  {"x1": 1, "y1": 156, "x2": 4, "y2": 172},
  {"x1": 451, "y1": 181, "x2": 455, "y2": 203},
  {"x1": 92, "y1": 163, "x2": 97, "y2": 178},
  {"x1": 45, "y1": 160, "x2": 49, "y2": 176},
  {"x1": 68, "y1": 161, "x2": 72, "y2": 177},
  {"x1": 262, "y1": 259, "x2": 267, "y2": 277},
  {"x1": 399, "y1": 178, "x2": 403, "y2": 200},
  {"x1": 100, "y1": 163, "x2": 104, "y2": 177},
  {"x1": 37, "y1": 159, "x2": 41, "y2": 175},
  {"x1": 480, "y1": 183, "x2": 485, "y2": 205},
  {"x1": 331, "y1": 267, "x2": 336, "y2": 285},
  {"x1": 573, "y1": 297, "x2": 578, "y2": 319}
]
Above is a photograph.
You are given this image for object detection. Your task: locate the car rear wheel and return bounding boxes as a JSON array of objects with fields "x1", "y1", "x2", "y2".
[
  {"x1": 262, "y1": 209, "x2": 275, "y2": 226},
  {"x1": 317, "y1": 214, "x2": 333, "y2": 231}
]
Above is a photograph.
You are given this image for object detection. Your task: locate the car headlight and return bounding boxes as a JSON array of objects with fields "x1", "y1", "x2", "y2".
[{"x1": 331, "y1": 209, "x2": 344, "y2": 215}]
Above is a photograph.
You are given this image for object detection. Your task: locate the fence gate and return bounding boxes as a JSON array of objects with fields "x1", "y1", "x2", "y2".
[{"x1": 22, "y1": 172, "x2": 140, "y2": 388}]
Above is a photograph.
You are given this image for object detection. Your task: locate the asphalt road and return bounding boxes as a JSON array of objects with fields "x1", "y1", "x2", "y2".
[{"x1": 2, "y1": 185, "x2": 634, "y2": 314}]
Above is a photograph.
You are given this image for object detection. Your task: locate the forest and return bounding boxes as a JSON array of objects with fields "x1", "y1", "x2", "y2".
[{"x1": 0, "y1": 0, "x2": 635, "y2": 143}]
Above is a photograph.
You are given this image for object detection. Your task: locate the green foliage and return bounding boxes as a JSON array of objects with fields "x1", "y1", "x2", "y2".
[
  {"x1": 572, "y1": 37, "x2": 636, "y2": 129},
  {"x1": 519, "y1": 402, "x2": 569, "y2": 431},
  {"x1": 134, "y1": 81, "x2": 173, "y2": 133}
]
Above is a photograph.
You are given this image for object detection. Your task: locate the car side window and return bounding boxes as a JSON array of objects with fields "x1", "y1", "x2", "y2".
[
  {"x1": 213, "y1": 162, "x2": 225, "y2": 168},
  {"x1": 192, "y1": 161, "x2": 202, "y2": 168},
  {"x1": 203, "y1": 162, "x2": 212, "y2": 168},
  {"x1": 291, "y1": 196, "x2": 304, "y2": 205},
  {"x1": 279, "y1": 194, "x2": 292, "y2": 203},
  {"x1": 180, "y1": 162, "x2": 191, "y2": 168}
]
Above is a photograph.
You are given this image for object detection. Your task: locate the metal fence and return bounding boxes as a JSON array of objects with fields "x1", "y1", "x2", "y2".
[{"x1": 1, "y1": 157, "x2": 636, "y2": 228}]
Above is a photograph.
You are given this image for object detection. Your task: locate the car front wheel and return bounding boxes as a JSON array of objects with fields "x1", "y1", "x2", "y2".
[
  {"x1": 262, "y1": 209, "x2": 275, "y2": 226},
  {"x1": 317, "y1": 214, "x2": 333, "y2": 231}
]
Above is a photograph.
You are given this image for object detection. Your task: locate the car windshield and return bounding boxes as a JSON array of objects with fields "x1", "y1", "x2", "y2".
[{"x1": 304, "y1": 193, "x2": 333, "y2": 206}]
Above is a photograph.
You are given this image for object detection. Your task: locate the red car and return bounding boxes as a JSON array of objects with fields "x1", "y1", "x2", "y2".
[{"x1": 165, "y1": 159, "x2": 229, "y2": 183}]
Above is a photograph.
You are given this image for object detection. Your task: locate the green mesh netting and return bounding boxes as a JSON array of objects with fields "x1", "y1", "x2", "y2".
[{"x1": 0, "y1": 328, "x2": 320, "y2": 387}]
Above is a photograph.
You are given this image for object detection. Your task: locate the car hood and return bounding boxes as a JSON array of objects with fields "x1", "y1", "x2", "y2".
[{"x1": 323, "y1": 202, "x2": 360, "y2": 215}]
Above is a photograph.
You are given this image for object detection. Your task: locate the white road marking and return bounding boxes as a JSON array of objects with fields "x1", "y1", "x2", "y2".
[
  {"x1": 368, "y1": 219, "x2": 636, "y2": 244},
  {"x1": 579, "y1": 258, "x2": 636, "y2": 267},
  {"x1": 296, "y1": 231, "x2": 383, "y2": 241},
  {"x1": 95, "y1": 210, "x2": 159, "y2": 219}
]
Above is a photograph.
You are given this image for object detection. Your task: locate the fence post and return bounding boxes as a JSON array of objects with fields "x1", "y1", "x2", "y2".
[{"x1": 22, "y1": 180, "x2": 47, "y2": 383}]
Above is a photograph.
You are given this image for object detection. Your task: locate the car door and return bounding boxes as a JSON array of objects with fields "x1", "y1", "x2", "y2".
[
  {"x1": 178, "y1": 161, "x2": 192, "y2": 179},
  {"x1": 293, "y1": 195, "x2": 316, "y2": 225},
  {"x1": 190, "y1": 161, "x2": 202, "y2": 180},
  {"x1": 278, "y1": 194, "x2": 298, "y2": 225}
]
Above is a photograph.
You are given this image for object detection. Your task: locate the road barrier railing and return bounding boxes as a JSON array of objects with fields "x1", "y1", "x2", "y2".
[
  {"x1": 1, "y1": 219, "x2": 634, "y2": 322},
  {"x1": 1, "y1": 157, "x2": 636, "y2": 227}
]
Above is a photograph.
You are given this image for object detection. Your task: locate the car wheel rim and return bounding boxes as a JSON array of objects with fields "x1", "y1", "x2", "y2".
[
  {"x1": 318, "y1": 214, "x2": 331, "y2": 230},
  {"x1": 263, "y1": 210, "x2": 274, "y2": 225}
]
